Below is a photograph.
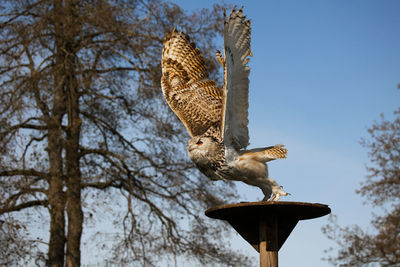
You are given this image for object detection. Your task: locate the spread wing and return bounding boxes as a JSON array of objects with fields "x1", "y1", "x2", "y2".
[
  {"x1": 161, "y1": 29, "x2": 223, "y2": 137},
  {"x1": 221, "y1": 7, "x2": 252, "y2": 149}
]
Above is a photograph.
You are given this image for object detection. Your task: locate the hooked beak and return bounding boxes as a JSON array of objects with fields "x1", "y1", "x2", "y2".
[{"x1": 187, "y1": 143, "x2": 195, "y2": 152}]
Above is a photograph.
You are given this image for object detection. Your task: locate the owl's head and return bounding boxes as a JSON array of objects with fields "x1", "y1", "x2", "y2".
[{"x1": 187, "y1": 135, "x2": 220, "y2": 163}]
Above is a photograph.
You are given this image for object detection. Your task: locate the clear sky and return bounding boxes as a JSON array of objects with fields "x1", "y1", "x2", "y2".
[{"x1": 171, "y1": 1, "x2": 400, "y2": 266}]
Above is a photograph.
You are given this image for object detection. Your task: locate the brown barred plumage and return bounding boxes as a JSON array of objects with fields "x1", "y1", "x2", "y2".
[
  {"x1": 161, "y1": 28, "x2": 223, "y2": 137},
  {"x1": 160, "y1": 8, "x2": 289, "y2": 201}
]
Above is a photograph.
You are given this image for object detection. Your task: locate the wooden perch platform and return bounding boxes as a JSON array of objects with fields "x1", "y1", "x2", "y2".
[{"x1": 205, "y1": 201, "x2": 331, "y2": 267}]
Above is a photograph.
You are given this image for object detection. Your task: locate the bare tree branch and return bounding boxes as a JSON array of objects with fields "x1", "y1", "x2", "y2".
[
  {"x1": 323, "y1": 92, "x2": 400, "y2": 266},
  {"x1": 0, "y1": 200, "x2": 48, "y2": 214},
  {"x1": 0, "y1": 1, "x2": 248, "y2": 266}
]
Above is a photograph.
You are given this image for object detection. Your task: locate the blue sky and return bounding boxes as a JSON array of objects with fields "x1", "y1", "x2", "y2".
[{"x1": 171, "y1": 1, "x2": 400, "y2": 266}]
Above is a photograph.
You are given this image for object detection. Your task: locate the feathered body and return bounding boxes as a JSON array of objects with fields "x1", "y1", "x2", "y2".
[{"x1": 161, "y1": 8, "x2": 288, "y2": 201}]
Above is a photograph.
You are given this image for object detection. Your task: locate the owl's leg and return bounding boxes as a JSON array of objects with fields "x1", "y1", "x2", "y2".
[
  {"x1": 267, "y1": 178, "x2": 289, "y2": 201},
  {"x1": 260, "y1": 184, "x2": 272, "y2": 201},
  {"x1": 262, "y1": 195, "x2": 270, "y2": 201},
  {"x1": 269, "y1": 194, "x2": 277, "y2": 201},
  {"x1": 271, "y1": 193, "x2": 281, "y2": 201}
]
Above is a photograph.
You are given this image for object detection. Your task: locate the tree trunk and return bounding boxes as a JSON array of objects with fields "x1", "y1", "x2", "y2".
[
  {"x1": 63, "y1": 1, "x2": 83, "y2": 266},
  {"x1": 47, "y1": 1, "x2": 68, "y2": 266},
  {"x1": 65, "y1": 53, "x2": 83, "y2": 267},
  {"x1": 46, "y1": 1, "x2": 84, "y2": 266},
  {"x1": 47, "y1": 118, "x2": 66, "y2": 267}
]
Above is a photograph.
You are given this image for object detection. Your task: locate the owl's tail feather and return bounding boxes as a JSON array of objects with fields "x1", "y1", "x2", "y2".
[{"x1": 239, "y1": 145, "x2": 287, "y2": 163}]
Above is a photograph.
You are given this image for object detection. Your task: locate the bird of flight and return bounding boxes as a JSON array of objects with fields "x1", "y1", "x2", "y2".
[{"x1": 161, "y1": 7, "x2": 288, "y2": 201}]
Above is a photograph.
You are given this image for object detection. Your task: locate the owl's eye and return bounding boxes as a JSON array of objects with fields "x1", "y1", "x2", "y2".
[{"x1": 196, "y1": 141, "x2": 203, "y2": 146}]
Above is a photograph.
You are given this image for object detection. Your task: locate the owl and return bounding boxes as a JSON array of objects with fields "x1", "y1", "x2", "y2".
[{"x1": 161, "y1": 7, "x2": 288, "y2": 201}]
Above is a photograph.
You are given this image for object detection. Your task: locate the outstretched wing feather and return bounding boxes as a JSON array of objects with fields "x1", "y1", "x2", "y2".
[
  {"x1": 221, "y1": 7, "x2": 252, "y2": 150},
  {"x1": 161, "y1": 29, "x2": 223, "y2": 137}
]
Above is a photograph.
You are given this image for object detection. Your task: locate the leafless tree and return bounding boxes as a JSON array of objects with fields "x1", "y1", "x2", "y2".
[
  {"x1": 322, "y1": 87, "x2": 400, "y2": 266},
  {"x1": 0, "y1": 1, "x2": 250, "y2": 266}
]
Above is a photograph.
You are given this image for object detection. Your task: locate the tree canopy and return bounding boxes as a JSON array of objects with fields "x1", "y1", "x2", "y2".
[
  {"x1": 323, "y1": 87, "x2": 400, "y2": 266},
  {"x1": 0, "y1": 0, "x2": 249, "y2": 266}
]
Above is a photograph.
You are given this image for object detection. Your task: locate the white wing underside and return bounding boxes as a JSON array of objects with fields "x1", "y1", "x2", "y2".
[{"x1": 222, "y1": 8, "x2": 252, "y2": 151}]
